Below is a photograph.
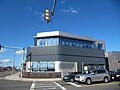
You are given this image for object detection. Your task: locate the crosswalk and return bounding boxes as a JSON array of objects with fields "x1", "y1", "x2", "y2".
[
  {"x1": 30, "y1": 81, "x2": 62, "y2": 90},
  {"x1": 30, "y1": 80, "x2": 119, "y2": 90},
  {"x1": 30, "y1": 81, "x2": 83, "y2": 90}
]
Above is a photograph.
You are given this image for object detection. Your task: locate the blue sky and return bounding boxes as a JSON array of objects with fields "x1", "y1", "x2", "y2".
[{"x1": 0, "y1": 0, "x2": 120, "y2": 67}]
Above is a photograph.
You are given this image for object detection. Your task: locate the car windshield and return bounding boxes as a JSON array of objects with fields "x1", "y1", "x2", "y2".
[
  {"x1": 83, "y1": 70, "x2": 91, "y2": 74},
  {"x1": 114, "y1": 71, "x2": 120, "y2": 74}
]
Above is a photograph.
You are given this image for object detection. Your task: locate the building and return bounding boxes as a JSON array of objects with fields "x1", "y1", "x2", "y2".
[
  {"x1": 107, "y1": 51, "x2": 120, "y2": 71},
  {"x1": 25, "y1": 31, "x2": 106, "y2": 78}
]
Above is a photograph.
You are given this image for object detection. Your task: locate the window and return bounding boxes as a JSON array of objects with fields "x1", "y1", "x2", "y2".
[
  {"x1": 97, "y1": 70, "x2": 106, "y2": 74},
  {"x1": 72, "y1": 43, "x2": 76, "y2": 47},
  {"x1": 70, "y1": 42, "x2": 72, "y2": 46},
  {"x1": 65, "y1": 42, "x2": 69, "y2": 46},
  {"x1": 37, "y1": 37, "x2": 98, "y2": 49},
  {"x1": 98, "y1": 44, "x2": 103, "y2": 50},
  {"x1": 37, "y1": 38, "x2": 59, "y2": 46},
  {"x1": 31, "y1": 61, "x2": 55, "y2": 72},
  {"x1": 62, "y1": 41, "x2": 65, "y2": 45},
  {"x1": 83, "y1": 44, "x2": 86, "y2": 48},
  {"x1": 83, "y1": 70, "x2": 91, "y2": 74},
  {"x1": 76, "y1": 43, "x2": 79, "y2": 47},
  {"x1": 47, "y1": 61, "x2": 55, "y2": 71}
]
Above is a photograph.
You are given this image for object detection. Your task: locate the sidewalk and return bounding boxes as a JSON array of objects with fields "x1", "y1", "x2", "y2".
[{"x1": 4, "y1": 72, "x2": 61, "y2": 81}]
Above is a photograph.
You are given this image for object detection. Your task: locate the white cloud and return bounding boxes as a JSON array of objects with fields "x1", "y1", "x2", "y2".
[
  {"x1": 24, "y1": 6, "x2": 32, "y2": 12},
  {"x1": 34, "y1": 11, "x2": 44, "y2": 21},
  {"x1": 60, "y1": 7, "x2": 79, "y2": 14},
  {"x1": 15, "y1": 49, "x2": 26, "y2": 55},
  {"x1": 0, "y1": 59, "x2": 11, "y2": 63},
  {"x1": 0, "y1": 48, "x2": 6, "y2": 53},
  {"x1": 35, "y1": 11, "x2": 39, "y2": 14},
  {"x1": 39, "y1": 13, "x2": 44, "y2": 21},
  {"x1": 24, "y1": 6, "x2": 44, "y2": 22}
]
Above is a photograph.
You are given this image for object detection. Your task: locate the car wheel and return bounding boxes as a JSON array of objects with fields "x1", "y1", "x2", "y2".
[
  {"x1": 85, "y1": 78, "x2": 91, "y2": 85},
  {"x1": 70, "y1": 78, "x2": 74, "y2": 82},
  {"x1": 104, "y1": 77, "x2": 109, "y2": 83}
]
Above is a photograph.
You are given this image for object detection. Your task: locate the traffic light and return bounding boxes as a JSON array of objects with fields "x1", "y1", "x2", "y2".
[
  {"x1": 0, "y1": 44, "x2": 1, "y2": 50},
  {"x1": 44, "y1": 9, "x2": 51, "y2": 23}
]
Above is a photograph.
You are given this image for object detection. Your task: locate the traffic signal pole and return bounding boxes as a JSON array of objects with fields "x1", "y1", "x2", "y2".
[
  {"x1": 51, "y1": 0, "x2": 57, "y2": 16},
  {"x1": 44, "y1": 0, "x2": 57, "y2": 23},
  {"x1": 0, "y1": 45, "x2": 25, "y2": 75}
]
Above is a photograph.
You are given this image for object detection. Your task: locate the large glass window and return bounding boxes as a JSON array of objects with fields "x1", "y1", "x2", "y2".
[
  {"x1": 59, "y1": 37, "x2": 94, "y2": 49},
  {"x1": 36, "y1": 37, "x2": 101, "y2": 50},
  {"x1": 37, "y1": 38, "x2": 59, "y2": 46},
  {"x1": 31, "y1": 61, "x2": 55, "y2": 72}
]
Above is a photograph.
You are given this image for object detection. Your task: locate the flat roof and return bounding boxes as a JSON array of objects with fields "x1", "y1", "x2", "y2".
[{"x1": 34, "y1": 31, "x2": 96, "y2": 42}]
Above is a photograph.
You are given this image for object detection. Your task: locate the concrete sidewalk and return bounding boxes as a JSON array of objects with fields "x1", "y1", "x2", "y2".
[{"x1": 4, "y1": 72, "x2": 61, "y2": 81}]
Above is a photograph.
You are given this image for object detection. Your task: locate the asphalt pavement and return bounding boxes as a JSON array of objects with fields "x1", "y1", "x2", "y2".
[
  {"x1": 0, "y1": 72, "x2": 120, "y2": 90},
  {"x1": 0, "y1": 71, "x2": 12, "y2": 78},
  {"x1": 0, "y1": 79, "x2": 32, "y2": 90},
  {"x1": 0, "y1": 79, "x2": 120, "y2": 90}
]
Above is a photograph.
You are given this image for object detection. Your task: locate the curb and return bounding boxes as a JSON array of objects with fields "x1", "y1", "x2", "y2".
[{"x1": 4, "y1": 77, "x2": 61, "y2": 81}]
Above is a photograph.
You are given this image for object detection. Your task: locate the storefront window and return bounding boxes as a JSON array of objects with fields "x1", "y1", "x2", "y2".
[{"x1": 31, "y1": 61, "x2": 55, "y2": 72}]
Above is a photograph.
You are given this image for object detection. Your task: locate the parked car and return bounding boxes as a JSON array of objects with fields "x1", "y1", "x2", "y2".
[
  {"x1": 62, "y1": 72, "x2": 81, "y2": 82},
  {"x1": 108, "y1": 71, "x2": 115, "y2": 81},
  {"x1": 112, "y1": 71, "x2": 120, "y2": 80},
  {"x1": 75, "y1": 69, "x2": 111, "y2": 85}
]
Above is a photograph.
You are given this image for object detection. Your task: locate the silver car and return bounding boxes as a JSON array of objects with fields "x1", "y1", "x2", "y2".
[{"x1": 75, "y1": 69, "x2": 111, "y2": 85}]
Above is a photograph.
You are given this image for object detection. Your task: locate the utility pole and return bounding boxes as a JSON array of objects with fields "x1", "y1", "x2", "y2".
[{"x1": 12, "y1": 49, "x2": 16, "y2": 74}]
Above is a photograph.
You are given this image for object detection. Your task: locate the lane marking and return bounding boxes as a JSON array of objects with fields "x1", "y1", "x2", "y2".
[
  {"x1": 67, "y1": 82, "x2": 82, "y2": 87},
  {"x1": 30, "y1": 81, "x2": 36, "y2": 90},
  {"x1": 36, "y1": 85, "x2": 57, "y2": 88},
  {"x1": 53, "y1": 81, "x2": 67, "y2": 90},
  {"x1": 48, "y1": 87, "x2": 57, "y2": 89}
]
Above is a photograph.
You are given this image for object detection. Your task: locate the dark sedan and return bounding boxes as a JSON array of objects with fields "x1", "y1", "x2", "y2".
[
  {"x1": 62, "y1": 72, "x2": 81, "y2": 82},
  {"x1": 113, "y1": 71, "x2": 120, "y2": 80}
]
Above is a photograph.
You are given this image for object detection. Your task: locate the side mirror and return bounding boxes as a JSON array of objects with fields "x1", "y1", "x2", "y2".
[{"x1": 91, "y1": 72, "x2": 95, "y2": 75}]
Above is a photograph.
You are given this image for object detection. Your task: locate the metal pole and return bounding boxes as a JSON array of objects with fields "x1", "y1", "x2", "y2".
[
  {"x1": 30, "y1": 53, "x2": 32, "y2": 73},
  {"x1": 51, "y1": 0, "x2": 57, "y2": 16},
  {"x1": 21, "y1": 48, "x2": 25, "y2": 77},
  {"x1": 12, "y1": 49, "x2": 16, "y2": 74}
]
